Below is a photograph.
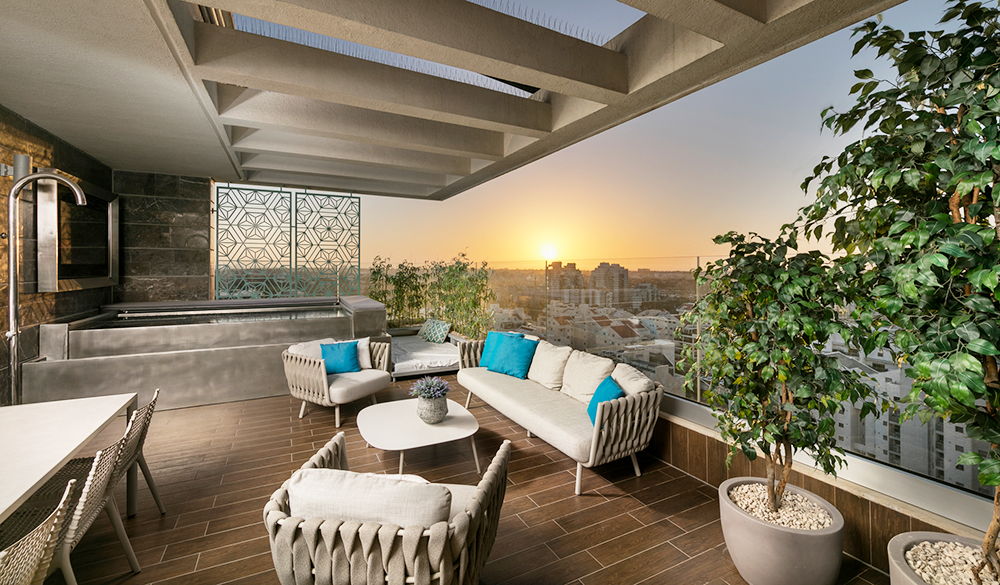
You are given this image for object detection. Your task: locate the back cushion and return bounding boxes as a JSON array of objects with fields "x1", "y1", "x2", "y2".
[
  {"x1": 611, "y1": 363, "x2": 655, "y2": 395},
  {"x1": 286, "y1": 469, "x2": 452, "y2": 526},
  {"x1": 487, "y1": 336, "x2": 539, "y2": 379},
  {"x1": 561, "y1": 351, "x2": 616, "y2": 404},
  {"x1": 480, "y1": 331, "x2": 524, "y2": 369},
  {"x1": 527, "y1": 341, "x2": 573, "y2": 390},
  {"x1": 288, "y1": 338, "x2": 337, "y2": 360}
]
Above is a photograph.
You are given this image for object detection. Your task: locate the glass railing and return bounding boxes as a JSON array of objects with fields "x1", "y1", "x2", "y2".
[{"x1": 361, "y1": 255, "x2": 992, "y2": 500}]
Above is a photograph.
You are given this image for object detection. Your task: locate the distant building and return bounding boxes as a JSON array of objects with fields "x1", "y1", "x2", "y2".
[
  {"x1": 590, "y1": 262, "x2": 629, "y2": 307},
  {"x1": 548, "y1": 262, "x2": 585, "y2": 289}
]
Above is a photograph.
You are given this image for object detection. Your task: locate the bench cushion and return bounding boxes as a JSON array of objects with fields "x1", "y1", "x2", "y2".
[
  {"x1": 527, "y1": 341, "x2": 573, "y2": 391},
  {"x1": 458, "y1": 368, "x2": 594, "y2": 462}
]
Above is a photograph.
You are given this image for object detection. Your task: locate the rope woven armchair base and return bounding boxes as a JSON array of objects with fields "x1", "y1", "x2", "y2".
[
  {"x1": 264, "y1": 433, "x2": 511, "y2": 585},
  {"x1": 283, "y1": 340, "x2": 391, "y2": 427}
]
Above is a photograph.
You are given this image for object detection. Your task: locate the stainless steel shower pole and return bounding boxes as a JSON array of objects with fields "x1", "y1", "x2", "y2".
[{"x1": 6, "y1": 161, "x2": 86, "y2": 405}]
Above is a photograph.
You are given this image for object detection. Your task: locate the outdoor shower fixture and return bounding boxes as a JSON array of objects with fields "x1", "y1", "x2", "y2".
[{"x1": 3, "y1": 155, "x2": 86, "y2": 405}]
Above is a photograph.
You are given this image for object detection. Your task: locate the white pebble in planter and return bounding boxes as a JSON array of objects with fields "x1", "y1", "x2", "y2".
[
  {"x1": 720, "y1": 477, "x2": 845, "y2": 585},
  {"x1": 888, "y1": 532, "x2": 998, "y2": 585}
]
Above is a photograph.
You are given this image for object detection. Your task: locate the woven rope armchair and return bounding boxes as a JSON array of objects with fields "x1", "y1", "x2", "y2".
[
  {"x1": 459, "y1": 339, "x2": 663, "y2": 494},
  {"x1": 264, "y1": 433, "x2": 511, "y2": 585},
  {"x1": 283, "y1": 341, "x2": 391, "y2": 427},
  {"x1": 0, "y1": 481, "x2": 73, "y2": 585}
]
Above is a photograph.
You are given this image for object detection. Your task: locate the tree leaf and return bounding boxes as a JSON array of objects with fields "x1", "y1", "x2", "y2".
[{"x1": 967, "y1": 338, "x2": 1000, "y2": 356}]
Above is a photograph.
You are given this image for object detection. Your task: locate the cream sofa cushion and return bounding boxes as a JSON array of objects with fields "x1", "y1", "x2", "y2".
[
  {"x1": 327, "y1": 369, "x2": 391, "y2": 403},
  {"x1": 560, "y1": 351, "x2": 615, "y2": 405},
  {"x1": 611, "y1": 363, "x2": 655, "y2": 395},
  {"x1": 286, "y1": 468, "x2": 451, "y2": 526},
  {"x1": 527, "y1": 340, "x2": 573, "y2": 391}
]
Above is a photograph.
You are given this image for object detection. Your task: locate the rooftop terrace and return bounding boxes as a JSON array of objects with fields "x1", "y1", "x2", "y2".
[{"x1": 58, "y1": 376, "x2": 896, "y2": 585}]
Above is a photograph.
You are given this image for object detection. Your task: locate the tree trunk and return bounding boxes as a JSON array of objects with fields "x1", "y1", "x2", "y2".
[
  {"x1": 773, "y1": 440, "x2": 794, "y2": 508},
  {"x1": 764, "y1": 446, "x2": 778, "y2": 513},
  {"x1": 973, "y1": 482, "x2": 1000, "y2": 585}
]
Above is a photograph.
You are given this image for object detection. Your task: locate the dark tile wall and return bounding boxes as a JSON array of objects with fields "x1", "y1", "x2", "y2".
[
  {"x1": 0, "y1": 103, "x2": 114, "y2": 405},
  {"x1": 650, "y1": 417, "x2": 954, "y2": 575},
  {"x1": 113, "y1": 171, "x2": 212, "y2": 303}
]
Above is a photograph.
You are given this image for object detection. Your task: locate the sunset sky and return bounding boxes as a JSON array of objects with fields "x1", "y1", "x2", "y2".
[{"x1": 358, "y1": 0, "x2": 947, "y2": 271}]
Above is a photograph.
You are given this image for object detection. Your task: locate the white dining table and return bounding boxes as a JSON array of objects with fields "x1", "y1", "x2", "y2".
[{"x1": 0, "y1": 393, "x2": 138, "y2": 524}]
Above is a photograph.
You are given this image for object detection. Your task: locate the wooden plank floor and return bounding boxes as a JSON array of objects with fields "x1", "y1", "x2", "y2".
[{"x1": 50, "y1": 376, "x2": 890, "y2": 585}]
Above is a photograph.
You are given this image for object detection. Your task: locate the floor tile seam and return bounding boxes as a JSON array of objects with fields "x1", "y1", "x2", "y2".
[
  {"x1": 211, "y1": 459, "x2": 303, "y2": 482},
  {"x1": 161, "y1": 523, "x2": 266, "y2": 562},
  {"x1": 595, "y1": 531, "x2": 690, "y2": 571},
  {"x1": 192, "y1": 534, "x2": 270, "y2": 571},
  {"x1": 632, "y1": 545, "x2": 719, "y2": 585}
]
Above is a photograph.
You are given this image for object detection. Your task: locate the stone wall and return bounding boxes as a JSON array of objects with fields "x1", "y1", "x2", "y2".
[
  {"x1": 0, "y1": 103, "x2": 114, "y2": 404},
  {"x1": 113, "y1": 171, "x2": 212, "y2": 303}
]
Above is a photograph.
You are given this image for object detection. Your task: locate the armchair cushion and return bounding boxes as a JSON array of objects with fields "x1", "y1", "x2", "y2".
[
  {"x1": 289, "y1": 337, "x2": 373, "y2": 369},
  {"x1": 286, "y1": 468, "x2": 452, "y2": 526},
  {"x1": 327, "y1": 369, "x2": 392, "y2": 403},
  {"x1": 321, "y1": 341, "x2": 360, "y2": 374},
  {"x1": 439, "y1": 483, "x2": 479, "y2": 521},
  {"x1": 561, "y1": 351, "x2": 616, "y2": 405}
]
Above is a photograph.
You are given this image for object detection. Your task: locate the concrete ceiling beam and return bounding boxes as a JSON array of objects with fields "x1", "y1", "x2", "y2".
[
  {"x1": 616, "y1": 0, "x2": 765, "y2": 43},
  {"x1": 239, "y1": 152, "x2": 452, "y2": 187},
  {"x1": 214, "y1": 83, "x2": 505, "y2": 160},
  {"x1": 193, "y1": 22, "x2": 552, "y2": 137},
  {"x1": 196, "y1": 0, "x2": 629, "y2": 103},
  {"x1": 229, "y1": 127, "x2": 473, "y2": 176},
  {"x1": 246, "y1": 170, "x2": 437, "y2": 198}
]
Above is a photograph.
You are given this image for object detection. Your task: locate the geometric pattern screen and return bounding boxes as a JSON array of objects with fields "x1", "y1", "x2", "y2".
[{"x1": 214, "y1": 183, "x2": 360, "y2": 299}]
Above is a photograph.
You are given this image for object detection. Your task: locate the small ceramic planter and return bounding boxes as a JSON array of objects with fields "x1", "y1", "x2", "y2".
[
  {"x1": 416, "y1": 396, "x2": 448, "y2": 424},
  {"x1": 719, "y1": 477, "x2": 845, "y2": 585},
  {"x1": 888, "y1": 531, "x2": 985, "y2": 585}
]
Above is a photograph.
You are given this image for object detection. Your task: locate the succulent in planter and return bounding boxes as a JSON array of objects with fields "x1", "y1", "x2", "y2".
[
  {"x1": 796, "y1": 1, "x2": 1000, "y2": 581},
  {"x1": 680, "y1": 230, "x2": 882, "y2": 585},
  {"x1": 409, "y1": 376, "x2": 451, "y2": 400}
]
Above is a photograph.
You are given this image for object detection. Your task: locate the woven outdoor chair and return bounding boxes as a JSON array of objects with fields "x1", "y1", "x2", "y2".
[
  {"x1": 111, "y1": 389, "x2": 165, "y2": 516},
  {"x1": 282, "y1": 341, "x2": 391, "y2": 427},
  {"x1": 15, "y1": 420, "x2": 141, "y2": 584},
  {"x1": 0, "y1": 481, "x2": 74, "y2": 585},
  {"x1": 264, "y1": 433, "x2": 511, "y2": 585}
]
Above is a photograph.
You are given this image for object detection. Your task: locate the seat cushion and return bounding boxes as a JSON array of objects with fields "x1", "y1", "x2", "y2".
[
  {"x1": 458, "y1": 368, "x2": 594, "y2": 462},
  {"x1": 286, "y1": 468, "x2": 452, "y2": 526},
  {"x1": 561, "y1": 352, "x2": 615, "y2": 405},
  {"x1": 487, "y1": 336, "x2": 538, "y2": 379},
  {"x1": 327, "y1": 369, "x2": 391, "y2": 403},
  {"x1": 527, "y1": 341, "x2": 573, "y2": 391}
]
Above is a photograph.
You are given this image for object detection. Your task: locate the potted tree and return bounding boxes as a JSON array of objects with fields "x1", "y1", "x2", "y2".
[
  {"x1": 797, "y1": 1, "x2": 1000, "y2": 582},
  {"x1": 681, "y1": 231, "x2": 879, "y2": 585}
]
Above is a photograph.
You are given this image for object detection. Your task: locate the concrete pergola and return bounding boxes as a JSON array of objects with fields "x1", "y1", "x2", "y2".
[{"x1": 1, "y1": 0, "x2": 904, "y2": 200}]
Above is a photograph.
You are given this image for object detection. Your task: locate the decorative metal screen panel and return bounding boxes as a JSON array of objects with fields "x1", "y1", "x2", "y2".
[{"x1": 215, "y1": 184, "x2": 360, "y2": 299}]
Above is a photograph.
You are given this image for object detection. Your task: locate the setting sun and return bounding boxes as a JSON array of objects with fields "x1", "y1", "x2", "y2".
[{"x1": 540, "y1": 244, "x2": 558, "y2": 261}]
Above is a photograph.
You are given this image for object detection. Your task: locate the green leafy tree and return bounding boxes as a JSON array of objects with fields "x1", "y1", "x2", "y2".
[
  {"x1": 799, "y1": 2, "x2": 1000, "y2": 579},
  {"x1": 367, "y1": 256, "x2": 427, "y2": 328},
  {"x1": 680, "y1": 232, "x2": 878, "y2": 513},
  {"x1": 426, "y1": 253, "x2": 495, "y2": 339}
]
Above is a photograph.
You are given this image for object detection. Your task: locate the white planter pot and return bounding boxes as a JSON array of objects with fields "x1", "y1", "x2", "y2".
[
  {"x1": 888, "y1": 531, "x2": 985, "y2": 585},
  {"x1": 719, "y1": 477, "x2": 845, "y2": 585}
]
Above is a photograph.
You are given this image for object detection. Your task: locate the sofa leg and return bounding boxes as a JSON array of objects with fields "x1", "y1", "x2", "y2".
[
  {"x1": 526, "y1": 430, "x2": 532, "y2": 438},
  {"x1": 465, "y1": 392, "x2": 472, "y2": 409},
  {"x1": 335, "y1": 405, "x2": 341, "y2": 428},
  {"x1": 298, "y1": 401, "x2": 308, "y2": 419},
  {"x1": 372, "y1": 394, "x2": 378, "y2": 405},
  {"x1": 630, "y1": 453, "x2": 641, "y2": 477},
  {"x1": 575, "y1": 462, "x2": 583, "y2": 495}
]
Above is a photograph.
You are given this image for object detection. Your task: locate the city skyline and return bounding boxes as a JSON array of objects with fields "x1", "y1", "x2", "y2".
[{"x1": 357, "y1": 0, "x2": 949, "y2": 266}]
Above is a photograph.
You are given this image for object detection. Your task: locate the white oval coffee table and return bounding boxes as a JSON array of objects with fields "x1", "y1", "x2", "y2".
[{"x1": 357, "y1": 398, "x2": 481, "y2": 475}]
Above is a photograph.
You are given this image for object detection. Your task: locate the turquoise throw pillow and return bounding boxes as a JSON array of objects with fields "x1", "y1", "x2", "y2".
[
  {"x1": 480, "y1": 331, "x2": 524, "y2": 369},
  {"x1": 487, "y1": 336, "x2": 539, "y2": 379},
  {"x1": 587, "y1": 376, "x2": 624, "y2": 424},
  {"x1": 321, "y1": 341, "x2": 361, "y2": 374}
]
